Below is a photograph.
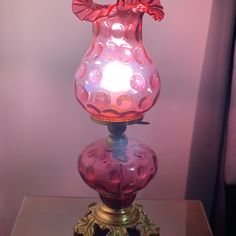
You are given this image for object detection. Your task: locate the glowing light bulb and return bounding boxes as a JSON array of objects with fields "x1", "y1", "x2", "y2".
[{"x1": 101, "y1": 61, "x2": 133, "y2": 93}]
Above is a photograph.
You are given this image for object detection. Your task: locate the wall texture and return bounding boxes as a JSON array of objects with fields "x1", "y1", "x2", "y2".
[{"x1": 0, "y1": 0, "x2": 213, "y2": 235}]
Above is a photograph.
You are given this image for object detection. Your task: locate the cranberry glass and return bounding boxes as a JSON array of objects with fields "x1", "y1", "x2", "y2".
[
  {"x1": 78, "y1": 137, "x2": 157, "y2": 209},
  {"x1": 73, "y1": 0, "x2": 164, "y2": 122},
  {"x1": 72, "y1": 0, "x2": 164, "y2": 221}
]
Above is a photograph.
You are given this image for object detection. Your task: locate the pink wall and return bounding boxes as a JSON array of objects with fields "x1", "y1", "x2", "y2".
[{"x1": 0, "y1": 0, "x2": 213, "y2": 235}]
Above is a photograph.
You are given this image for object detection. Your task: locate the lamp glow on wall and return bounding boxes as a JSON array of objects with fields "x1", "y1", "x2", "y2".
[{"x1": 72, "y1": 0, "x2": 164, "y2": 235}]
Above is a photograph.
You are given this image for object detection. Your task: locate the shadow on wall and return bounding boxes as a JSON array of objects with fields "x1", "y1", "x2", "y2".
[{"x1": 185, "y1": 0, "x2": 235, "y2": 220}]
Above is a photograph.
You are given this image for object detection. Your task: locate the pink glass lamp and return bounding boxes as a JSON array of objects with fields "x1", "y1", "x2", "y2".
[{"x1": 72, "y1": 0, "x2": 164, "y2": 235}]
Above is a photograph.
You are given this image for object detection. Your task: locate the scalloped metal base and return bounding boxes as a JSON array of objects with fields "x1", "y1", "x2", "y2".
[{"x1": 74, "y1": 202, "x2": 160, "y2": 236}]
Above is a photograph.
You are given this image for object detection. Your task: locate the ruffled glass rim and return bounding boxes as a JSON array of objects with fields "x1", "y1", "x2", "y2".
[{"x1": 72, "y1": 0, "x2": 165, "y2": 22}]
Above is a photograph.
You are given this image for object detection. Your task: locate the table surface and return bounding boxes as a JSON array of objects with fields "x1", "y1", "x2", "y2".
[{"x1": 10, "y1": 197, "x2": 213, "y2": 236}]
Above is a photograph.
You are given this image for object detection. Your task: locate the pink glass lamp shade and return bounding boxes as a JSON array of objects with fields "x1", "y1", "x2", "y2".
[
  {"x1": 73, "y1": 0, "x2": 164, "y2": 123},
  {"x1": 78, "y1": 137, "x2": 158, "y2": 209}
]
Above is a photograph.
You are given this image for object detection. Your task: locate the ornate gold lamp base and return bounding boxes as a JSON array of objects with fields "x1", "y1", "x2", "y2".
[{"x1": 74, "y1": 202, "x2": 160, "y2": 236}]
